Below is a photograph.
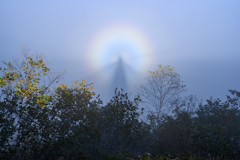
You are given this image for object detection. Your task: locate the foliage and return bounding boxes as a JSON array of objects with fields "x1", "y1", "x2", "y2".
[
  {"x1": 98, "y1": 88, "x2": 144, "y2": 156},
  {"x1": 1, "y1": 50, "x2": 240, "y2": 159},
  {"x1": 0, "y1": 47, "x2": 65, "y2": 159},
  {"x1": 143, "y1": 92, "x2": 240, "y2": 159},
  {"x1": 50, "y1": 79, "x2": 101, "y2": 159},
  {"x1": 191, "y1": 96, "x2": 240, "y2": 159},
  {"x1": 0, "y1": 48, "x2": 96, "y2": 159}
]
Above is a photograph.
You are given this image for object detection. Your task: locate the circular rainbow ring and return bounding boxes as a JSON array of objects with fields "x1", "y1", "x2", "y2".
[{"x1": 86, "y1": 23, "x2": 156, "y2": 77}]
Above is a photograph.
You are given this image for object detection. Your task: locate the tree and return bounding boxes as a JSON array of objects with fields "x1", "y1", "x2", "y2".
[
  {"x1": 0, "y1": 47, "x2": 67, "y2": 159},
  {"x1": 0, "y1": 46, "x2": 65, "y2": 105},
  {"x1": 135, "y1": 64, "x2": 186, "y2": 119},
  {"x1": 0, "y1": 47, "x2": 96, "y2": 159},
  {"x1": 50, "y1": 79, "x2": 100, "y2": 159},
  {"x1": 98, "y1": 88, "x2": 144, "y2": 156},
  {"x1": 191, "y1": 95, "x2": 240, "y2": 159}
]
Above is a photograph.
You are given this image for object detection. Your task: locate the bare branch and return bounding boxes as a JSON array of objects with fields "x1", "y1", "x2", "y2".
[{"x1": 134, "y1": 64, "x2": 186, "y2": 119}]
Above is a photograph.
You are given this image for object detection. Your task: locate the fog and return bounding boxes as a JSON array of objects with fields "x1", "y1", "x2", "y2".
[{"x1": 1, "y1": 0, "x2": 240, "y2": 103}]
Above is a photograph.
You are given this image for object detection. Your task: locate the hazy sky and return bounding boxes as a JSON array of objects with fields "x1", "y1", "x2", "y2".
[{"x1": 1, "y1": 0, "x2": 240, "y2": 104}]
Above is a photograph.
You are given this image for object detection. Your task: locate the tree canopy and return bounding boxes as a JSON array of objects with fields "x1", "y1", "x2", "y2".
[{"x1": 1, "y1": 48, "x2": 240, "y2": 160}]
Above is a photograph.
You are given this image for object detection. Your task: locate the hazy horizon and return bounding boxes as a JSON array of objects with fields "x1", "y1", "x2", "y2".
[{"x1": 1, "y1": 0, "x2": 240, "y2": 104}]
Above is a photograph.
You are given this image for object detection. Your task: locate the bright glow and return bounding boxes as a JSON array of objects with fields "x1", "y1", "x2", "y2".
[{"x1": 85, "y1": 23, "x2": 156, "y2": 78}]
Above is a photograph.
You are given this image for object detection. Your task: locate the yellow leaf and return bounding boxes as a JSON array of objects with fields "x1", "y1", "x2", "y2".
[{"x1": 81, "y1": 79, "x2": 86, "y2": 84}]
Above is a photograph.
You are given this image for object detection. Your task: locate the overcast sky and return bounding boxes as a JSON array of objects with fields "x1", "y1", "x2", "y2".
[{"x1": 1, "y1": 0, "x2": 240, "y2": 104}]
